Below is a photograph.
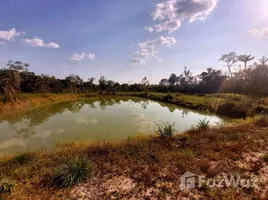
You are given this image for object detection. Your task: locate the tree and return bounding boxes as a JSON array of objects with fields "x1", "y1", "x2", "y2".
[
  {"x1": 0, "y1": 61, "x2": 29, "y2": 102},
  {"x1": 168, "y1": 74, "x2": 178, "y2": 86},
  {"x1": 220, "y1": 52, "x2": 238, "y2": 78},
  {"x1": 238, "y1": 54, "x2": 255, "y2": 69},
  {"x1": 259, "y1": 56, "x2": 268, "y2": 66}
]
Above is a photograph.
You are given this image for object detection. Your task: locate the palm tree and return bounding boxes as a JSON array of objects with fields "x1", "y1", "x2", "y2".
[
  {"x1": 219, "y1": 52, "x2": 238, "y2": 78},
  {"x1": 259, "y1": 56, "x2": 268, "y2": 66},
  {"x1": 238, "y1": 54, "x2": 255, "y2": 69}
]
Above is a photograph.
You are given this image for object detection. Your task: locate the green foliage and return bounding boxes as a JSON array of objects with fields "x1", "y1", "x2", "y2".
[
  {"x1": 157, "y1": 122, "x2": 176, "y2": 137},
  {"x1": 0, "y1": 178, "x2": 15, "y2": 194},
  {"x1": 254, "y1": 115, "x2": 268, "y2": 127},
  {"x1": 11, "y1": 152, "x2": 34, "y2": 165},
  {"x1": 197, "y1": 118, "x2": 210, "y2": 130},
  {"x1": 51, "y1": 156, "x2": 93, "y2": 188},
  {"x1": 163, "y1": 94, "x2": 173, "y2": 102}
]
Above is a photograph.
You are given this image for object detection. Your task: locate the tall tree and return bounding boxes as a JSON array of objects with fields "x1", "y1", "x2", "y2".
[
  {"x1": 238, "y1": 54, "x2": 255, "y2": 69},
  {"x1": 259, "y1": 56, "x2": 268, "y2": 66},
  {"x1": 220, "y1": 52, "x2": 238, "y2": 78}
]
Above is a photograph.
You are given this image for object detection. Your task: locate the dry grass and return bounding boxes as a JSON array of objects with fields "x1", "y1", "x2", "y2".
[{"x1": 0, "y1": 122, "x2": 267, "y2": 199}]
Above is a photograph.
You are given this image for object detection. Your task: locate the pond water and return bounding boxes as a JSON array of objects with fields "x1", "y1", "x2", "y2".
[{"x1": 0, "y1": 98, "x2": 231, "y2": 154}]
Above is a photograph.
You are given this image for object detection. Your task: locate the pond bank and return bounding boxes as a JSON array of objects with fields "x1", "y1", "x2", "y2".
[
  {"x1": 1, "y1": 119, "x2": 268, "y2": 199},
  {"x1": 1, "y1": 92, "x2": 268, "y2": 118}
]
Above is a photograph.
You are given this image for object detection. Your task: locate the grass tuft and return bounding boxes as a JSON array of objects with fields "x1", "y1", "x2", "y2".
[
  {"x1": 157, "y1": 122, "x2": 176, "y2": 137},
  {"x1": 51, "y1": 156, "x2": 93, "y2": 189},
  {"x1": 197, "y1": 118, "x2": 210, "y2": 130},
  {"x1": 11, "y1": 152, "x2": 34, "y2": 165},
  {"x1": 0, "y1": 178, "x2": 15, "y2": 194}
]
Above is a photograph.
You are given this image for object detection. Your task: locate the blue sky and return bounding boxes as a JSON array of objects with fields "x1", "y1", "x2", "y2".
[{"x1": 0, "y1": 0, "x2": 267, "y2": 83}]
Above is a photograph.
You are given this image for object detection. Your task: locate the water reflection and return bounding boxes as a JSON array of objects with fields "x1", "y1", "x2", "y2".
[{"x1": 0, "y1": 97, "x2": 230, "y2": 154}]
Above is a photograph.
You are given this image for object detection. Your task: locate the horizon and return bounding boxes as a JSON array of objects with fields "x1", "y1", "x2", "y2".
[{"x1": 0, "y1": 0, "x2": 268, "y2": 84}]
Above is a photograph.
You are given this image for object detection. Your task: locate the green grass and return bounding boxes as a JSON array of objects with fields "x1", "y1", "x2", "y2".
[
  {"x1": 10, "y1": 153, "x2": 34, "y2": 165},
  {"x1": 197, "y1": 118, "x2": 210, "y2": 130},
  {"x1": 51, "y1": 156, "x2": 93, "y2": 189},
  {"x1": 157, "y1": 122, "x2": 176, "y2": 137}
]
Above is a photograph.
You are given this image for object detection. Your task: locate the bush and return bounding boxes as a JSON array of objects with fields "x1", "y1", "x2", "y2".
[
  {"x1": 254, "y1": 115, "x2": 268, "y2": 127},
  {"x1": 51, "y1": 156, "x2": 93, "y2": 188},
  {"x1": 0, "y1": 178, "x2": 15, "y2": 194},
  {"x1": 11, "y1": 152, "x2": 34, "y2": 165},
  {"x1": 157, "y1": 122, "x2": 176, "y2": 137},
  {"x1": 163, "y1": 94, "x2": 173, "y2": 102},
  {"x1": 197, "y1": 118, "x2": 210, "y2": 130}
]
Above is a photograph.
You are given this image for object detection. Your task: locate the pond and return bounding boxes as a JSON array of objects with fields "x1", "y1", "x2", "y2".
[{"x1": 0, "y1": 98, "x2": 231, "y2": 154}]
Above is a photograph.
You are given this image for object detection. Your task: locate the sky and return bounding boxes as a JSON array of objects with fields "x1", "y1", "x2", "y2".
[{"x1": 0, "y1": 0, "x2": 267, "y2": 84}]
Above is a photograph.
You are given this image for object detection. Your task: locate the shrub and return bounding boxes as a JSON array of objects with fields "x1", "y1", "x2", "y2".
[
  {"x1": 11, "y1": 152, "x2": 34, "y2": 165},
  {"x1": 157, "y1": 122, "x2": 176, "y2": 137},
  {"x1": 51, "y1": 156, "x2": 93, "y2": 188},
  {"x1": 252, "y1": 114, "x2": 268, "y2": 127},
  {"x1": 197, "y1": 118, "x2": 210, "y2": 130},
  {"x1": 163, "y1": 94, "x2": 173, "y2": 102},
  {"x1": 0, "y1": 178, "x2": 15, "y2": 194}
]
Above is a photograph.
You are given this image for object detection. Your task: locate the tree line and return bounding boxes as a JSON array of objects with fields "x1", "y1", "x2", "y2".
[{"x1": 1, "y1": 52, "x2": 268, "y2": 102}]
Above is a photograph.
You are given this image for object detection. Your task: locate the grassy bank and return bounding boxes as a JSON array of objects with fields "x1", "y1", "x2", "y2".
[
  {"x1": 0, "y1": 93, "x2": 84, "y2": 113},
  {"x1": 0, "y1": 119, "x2": 268, "y2": 199},
  {"x1": 119, "y1": 92, "x2": 268, "y2": 118},
  {"x1": 1, "y1": 92, "x2": 268, "y2": 119}
]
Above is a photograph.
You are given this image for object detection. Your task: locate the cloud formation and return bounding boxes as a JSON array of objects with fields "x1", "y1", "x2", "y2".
[
  {"x1": 0, "y1": 28, "x2": 22, "y2": 41},
  {"x1": 147, "y1": 19, "x2": 182, "y2": 33},
  {"x1": 263, "y1": 29, "x2": 268, "y2": 36},
  {"x1": 248, "y1": 29, "x2": 259, "y2": 36},
  {"x1": 70, "y1": 52, "x2": 96, "y2": 61},
  {"x1": 23, "y1": 37, "x2": 60, "y2": 48},
  {"x1": 148, "y1": 0, "x2": 217, "y2": 33},
  {"x1": 248, "y1": 28, "x2": 268, "y2": 37},
  {"x1": 131, "y1": 36, "x2": 176, "y2": 64}
]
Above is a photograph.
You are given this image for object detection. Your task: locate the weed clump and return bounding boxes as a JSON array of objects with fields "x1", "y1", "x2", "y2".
[
  {"x1": 197, "y1": 118, "x2": 210, "y2": 130},
  {"x1": 51, "y1": 156, "x2": 93, "y2": 188},
  {"x1": 11, "y1": 152, "x2": 34, "y2": 165},
  {"x1": 163, "y1": 94, "x2": 173, "y2": 102},
  {"x1": 0, "y1": 178, "x2": 15, "y2": 194},
  {"x1": 157, "y1": 122, "x2": 176, "y2": 137}
]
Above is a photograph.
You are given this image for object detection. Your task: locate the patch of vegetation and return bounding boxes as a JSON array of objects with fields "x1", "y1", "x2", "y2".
[
  {"x1": 197, "y1": 118, "x2": 210, "y2": 130},
  {"x1": 157, "y1": 122, "x2": 176, "y2": 137},
  {"x1": 11, "y1": 152, "x2": 34, "y2": 165},
  {"x1": 51, "y1": 156, "x2": 93, "y2": 188},
  {"x1": 0, "y1": 178, "x2": 15, "y2": 194}
]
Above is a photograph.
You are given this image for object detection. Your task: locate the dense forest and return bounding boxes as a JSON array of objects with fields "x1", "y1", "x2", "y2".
[{"x1": 1, "y1": 52, "x2": 268, "y2": 102}]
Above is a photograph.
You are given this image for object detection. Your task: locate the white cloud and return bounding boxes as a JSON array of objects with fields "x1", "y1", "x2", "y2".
[
  {"x1": 131, "y1": 36, "x2": 176, "y2": 64},
  {"x1": 145, "y1": 26, "x2": 154, "y2": 33},
  {"x1": 248, "y1": 28, "x2": 268, "y2": 37},
  {"x1": 0, "y1": 41, "x2": 4, "y2": 45},
  {"x1": 0, "y1": 28, "x2": 22, "y2": 41},
  {"x1": 154, "y1": 19, "x2": 182, "y2": 32},
  {"x1": 248, "y1": 29, "x2": 259, "y2": 36},
  {"x1": 152, "y1": 0, "x2": 218, "y2": 23},
  {"x1": 70, "y1": 52, "x2": 96, "y2": 61},
  {"x1": 23, "y1": 37, "x2": 60, "y2": 48},
  {"x1": 262, "y1": 29, "x2": 268, "y2": 36}
]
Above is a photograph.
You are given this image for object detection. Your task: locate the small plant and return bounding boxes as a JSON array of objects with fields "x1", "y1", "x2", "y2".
[
  {"x1": 51, "y1": 156, "x2": 93, "y2": 188},
  {"x1": 163, "y1": 94, "x2": 173, "y2": 102},
  {"x1": 0, "y1": 178, "x2": 15, "y2": 194},
  {"x1": 197, "y1": 118, "x2": 210, "y2": 130},
  {"x1": 11, "y1": 152, "x2": 34, "y2": 165},
  {"x1": 157, "y1": 122, "x2": 176, "y2": 137}
]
